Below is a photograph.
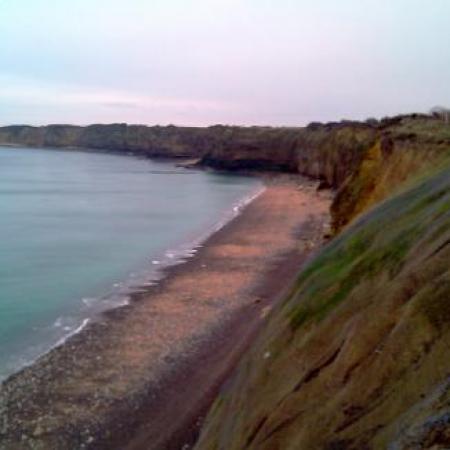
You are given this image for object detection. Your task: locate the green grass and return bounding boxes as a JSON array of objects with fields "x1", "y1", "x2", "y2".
[
  {"x1": 287, "y1": 164, "x2": 450, "y2": 330},
  {"x1": 392, "y1": 116, "x2": 450, "y2": 141}
]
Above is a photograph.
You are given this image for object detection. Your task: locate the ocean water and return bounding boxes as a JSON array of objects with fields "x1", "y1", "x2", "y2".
[{"x1": 0, "y1": 146, "x2": 261, "y2": 381}]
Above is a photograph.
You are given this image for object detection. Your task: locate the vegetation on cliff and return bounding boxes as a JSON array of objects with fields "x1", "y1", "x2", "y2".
[{"x1": 195, "y1": 162, "x2": 450, "y2": 450}]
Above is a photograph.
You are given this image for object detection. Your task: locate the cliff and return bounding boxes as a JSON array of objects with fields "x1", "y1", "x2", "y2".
[
  {"x1": 191, "y1": 116, "x2": 450, "y2": 450},
  {"x1": 195, "y1": 161, "x2": 450, "y2": 450},
  {"x1": 0, "y1": 124, "x2": 219, "y2": 158},
  {"x1": 197, "y1": 116, "x2": 450, "y2": 232},
  {"x1": 331, "y1": 116, "x2": 450, "y2": 232}
]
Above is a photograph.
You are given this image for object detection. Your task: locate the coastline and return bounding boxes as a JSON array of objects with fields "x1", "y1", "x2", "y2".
[
  {"x1": 0, "y1": 182, "x2": 265, "y2": 384},
  {"x1": 0, "y1": 175, "x2": 331, "y2": 450}
]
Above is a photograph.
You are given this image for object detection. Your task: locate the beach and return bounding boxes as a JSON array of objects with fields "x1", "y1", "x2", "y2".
[{"x1": 0, "y1": 175, "x2": 331, "y2": 450}]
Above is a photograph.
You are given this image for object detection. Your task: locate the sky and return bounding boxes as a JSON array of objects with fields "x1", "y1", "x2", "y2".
[{"x1": 0, "y1": 0, "x2": 449, "y2": 126}]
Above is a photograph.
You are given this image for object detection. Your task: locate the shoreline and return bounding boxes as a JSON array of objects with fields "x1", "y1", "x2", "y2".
[
  {"x1": 0, "y1": 182, "x2": 265, "y2": 385},
  {"x1": 0, "y1": 175, "x2": 331, "y2": 450}
]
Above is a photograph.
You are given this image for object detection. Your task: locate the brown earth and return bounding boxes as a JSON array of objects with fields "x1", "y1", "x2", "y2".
[{"x1": 194, "y1": 164, "x2": 450, "y2": 450}]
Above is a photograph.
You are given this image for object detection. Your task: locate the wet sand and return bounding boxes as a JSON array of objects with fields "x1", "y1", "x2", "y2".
[{"x1": 0, "y1": 176, "x2": 331, "y2": 450}]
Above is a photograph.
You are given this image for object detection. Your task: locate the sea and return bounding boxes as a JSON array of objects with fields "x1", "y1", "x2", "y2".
[{"x1": 0, "y1": 146, "x2": 261, "y2": 381}]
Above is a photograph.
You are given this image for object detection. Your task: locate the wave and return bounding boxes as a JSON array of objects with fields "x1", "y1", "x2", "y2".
[
  {"x1": 54, "y1": 318, "x2": 90, "y2": 347},
  {"x1": 54, "y1": 184, "x2": 266, "y2": 344}
]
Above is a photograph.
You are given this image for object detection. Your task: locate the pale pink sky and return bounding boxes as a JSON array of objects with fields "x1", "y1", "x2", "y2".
[{"x1": 1, "y1": 0, "x2": 449, "y2": 126}]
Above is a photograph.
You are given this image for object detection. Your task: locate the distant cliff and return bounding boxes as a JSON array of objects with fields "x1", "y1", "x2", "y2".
[
  {"x1": 0, "y1": 124, "x2": 219, "y2": 158},
  {"x1": 0, "y1": 121, "x2": 378, "y2": 181},
  {"x1": 1, "y1": 114, "x2": 449, "y2": 232}
]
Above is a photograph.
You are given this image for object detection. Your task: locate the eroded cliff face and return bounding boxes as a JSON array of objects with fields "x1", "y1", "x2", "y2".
[
  {"x1": 331, "y1": 117, "x2": 450, "y2": 232},
  {"x1": 195, "y1": 164, "x2": 450, "y2": 450},
  {"x1": 199, "y1": 123, "x2": 377, "y2": 184}
]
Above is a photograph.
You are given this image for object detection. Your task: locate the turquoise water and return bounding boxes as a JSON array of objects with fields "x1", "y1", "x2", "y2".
[{"x1": 0, "y1": 146, "x2": 260, "y2": 381}]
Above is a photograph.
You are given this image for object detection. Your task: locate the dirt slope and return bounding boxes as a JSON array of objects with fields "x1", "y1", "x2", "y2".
[{"x1": 195, "y1": 164, "x2": 450, "y2": 450}]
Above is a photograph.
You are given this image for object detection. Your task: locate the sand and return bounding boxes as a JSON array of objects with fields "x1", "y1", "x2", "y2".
[{"x1": 0, "y1": 175, "x2": 331, "y2": 450}]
